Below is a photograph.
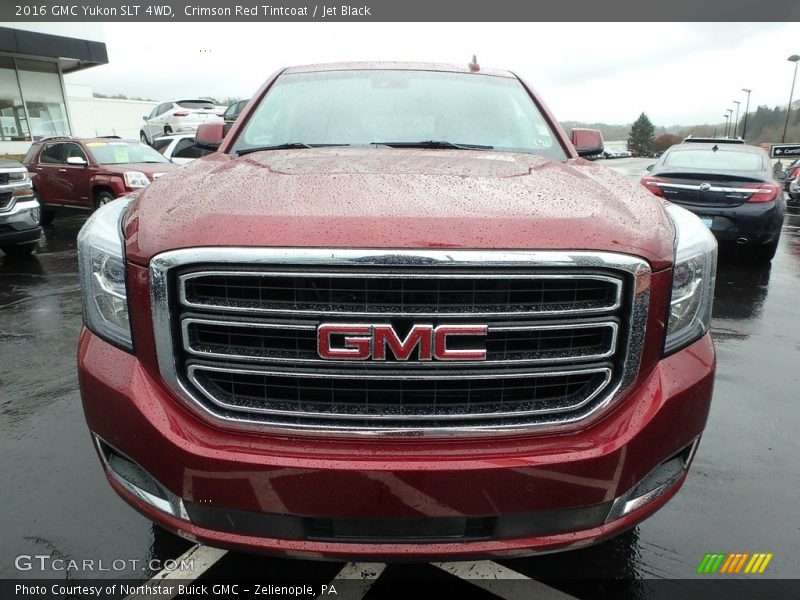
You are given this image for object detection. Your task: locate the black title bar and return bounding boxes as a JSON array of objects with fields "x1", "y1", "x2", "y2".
[{"x1": 4, "y1": 0, "x2": 800, "y2": 22}]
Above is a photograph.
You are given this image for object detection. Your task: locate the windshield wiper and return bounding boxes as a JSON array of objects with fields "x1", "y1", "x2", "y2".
[
  {"x1": 371, "y1": 140, "x2": 494, "y2": 150},
  {"x1": 236, "y1": 143, "x2": 349, "y2": 156}
]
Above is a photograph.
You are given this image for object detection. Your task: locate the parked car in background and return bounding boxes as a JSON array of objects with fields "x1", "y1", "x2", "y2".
[
  {"x1": 641, "y1": 142, "x2": 786, "y2": 260},
  {"x1": 140, "y1": 100, "x2": 223, "y2": 145},
  {"x1": 603, "y1": 148, "x2": 628, "y2": 159},
  {"x1": 152, "y1": 133, "x2": 214, "y2": 165},
  {"x1": 223, "y1": 100, "x2": 248, "y2": 125},
  {"x1": 682, "y1": 136, "x2": 745, "y2": 145},
  {"x1": 24, "y1": 136, "x2": 178, "y2": 225},
  {"x1": 783, "y1": 157, "x2": 800, "y2": 199},
  {"x1": 0, "y1": 158, "x2": 41, "y2": 257}
]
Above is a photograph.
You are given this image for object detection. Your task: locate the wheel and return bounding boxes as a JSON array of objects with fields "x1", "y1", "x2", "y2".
[
  {"x1": 95, "y1": 191, "x2": 116, "y2": 208},
  {"x1": 140, "y1": 130, "x2": 149, "y2": 145},
  {"x1": 753, "y1": 236, "x2": 780, "y2": 262},
  {"x1": 1, "y1": 244, "x2": 35, "y2": 258},
  {"x1": 40, "y1": 210, "x2": 55, "y2": 227},
  {"x1": 164, "y1": 126, "x2": 172, "y2": 135}
]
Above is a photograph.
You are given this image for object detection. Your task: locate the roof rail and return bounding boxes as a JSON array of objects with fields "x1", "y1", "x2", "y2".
[{"x1": 37, "y1": 135, "x2": 77, "y2": 143}]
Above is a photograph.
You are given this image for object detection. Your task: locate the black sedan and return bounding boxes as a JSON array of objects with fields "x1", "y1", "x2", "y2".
[{"x1": 640, "y1": 142, "x2": 786, "y2": 261}]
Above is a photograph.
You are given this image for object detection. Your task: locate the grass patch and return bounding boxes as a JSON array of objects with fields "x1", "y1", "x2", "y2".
[{"x1": 1, "y1": 153, "x2": 26, "y2": 163}]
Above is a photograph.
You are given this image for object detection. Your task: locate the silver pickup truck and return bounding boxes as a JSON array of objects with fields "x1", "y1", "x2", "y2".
[{"x1": 0, "y1": 158, "x2": 41, "y2": 257}]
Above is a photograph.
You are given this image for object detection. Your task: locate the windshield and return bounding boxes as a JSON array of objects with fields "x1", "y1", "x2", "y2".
[
  {"x1": 86, "y1": 141, "x2": 171, "y2": 165},
  {"x1": 232, "y1": 70, "x2": 566, "y2": 160},
  {"x1": 663, "y1": 148, "x2": 765, "y2": 171}
]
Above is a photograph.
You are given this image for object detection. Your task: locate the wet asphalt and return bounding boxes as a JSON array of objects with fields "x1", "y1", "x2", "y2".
[{"x1": 1, "y1": 157, "x2": 798, "y2": 592}]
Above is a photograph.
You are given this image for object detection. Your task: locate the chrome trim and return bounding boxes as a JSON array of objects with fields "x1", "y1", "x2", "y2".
[
  {"x1": 93, "y1": 436, "x2": 189, "y2": 520},
  {"x1": 605, "y1": 437, "x2": 699, "y2": 523},
  {"x1": 151, "y1": 248, "x2": 650, "y2": 437},
  {"x1": 187, "y1": 364, "x2": 613, "y2": 421},
  {"x1": 179, "y1": 270, "x2": 623, "y2": 318},
  {"x1": 180, "y1": 316, "x2": 619, "y2": 367},
  {"x1": 655, "y1": 182, "x2": 758, "y2": 194}
]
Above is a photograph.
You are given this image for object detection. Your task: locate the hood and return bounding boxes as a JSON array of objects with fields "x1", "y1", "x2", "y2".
[
  {"x1": 124, "y1": 147, "x2": 675, "y2": 269},
  {"x1": 103, "y1": 162, "x2": 178, "y2": 179}
]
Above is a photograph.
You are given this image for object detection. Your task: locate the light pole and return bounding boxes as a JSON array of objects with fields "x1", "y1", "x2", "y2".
[
  {"x1": 781, "y1": 55, "x2": 800, "y2": 143},
  {"x1": 726, "y1": 109, "x2": 733, "y2": 137},
  {"x1": 741, "y1": 88, "x2": 752, "y2": 140},
  {"x1": 723, "y1": 114, "x2": 730, "y2": 138},
  {"x1": 732, "y1": 100, "x2": 740, "y2": 138}
]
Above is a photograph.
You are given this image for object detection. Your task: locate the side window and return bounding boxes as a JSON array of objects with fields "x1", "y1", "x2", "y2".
[
  {"x1": 157, "y1": 102, "x2": 173, "y2": 116},
  {"x1": 63, "y1": 143, "x2": 88, "y2": 163},
  {"x1": 223, "y1": 104, "x2": 234, "y2": 120},
  {"x1": 173, "y1": 139, "x2": 211, "y2": 160},
  {"x1": 39, "y1": 143, "x2": 64, "y2": 164},
  {"x1": 147, "y1": 106, "x2": 159, "y2": 119},
  {"x1": 151, "y1": 138, "x2": 173, "y2": 153},
  {"x1": 23, "y1": 144, "x2": 40, "y2": 164}
]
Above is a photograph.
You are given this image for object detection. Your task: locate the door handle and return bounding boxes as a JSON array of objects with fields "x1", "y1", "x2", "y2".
[
  {"x1": 35, "y1": 167, "x2": 43, "y2": 171},
  {"x1": 58, "y1": 168, "x2": 67, "y2": 172}
]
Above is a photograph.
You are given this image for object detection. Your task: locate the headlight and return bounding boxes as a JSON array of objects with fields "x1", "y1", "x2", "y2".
[
  {"x1": 78, "y1": 197, "x2": 134, "y2": 351},
  {"x1": 124, "y1": 171, "x2": 150, "y2": 189},
  {"x1": 664, "y1": 203, "x2": 717, "y2": 355}
]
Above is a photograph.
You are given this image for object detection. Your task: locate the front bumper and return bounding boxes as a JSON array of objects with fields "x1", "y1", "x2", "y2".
[
  {"x1": 0, "y1": 197, "x2": 41, "y2": 246},
  {"x1": 78, "y1": 327, "x2": 715, "y2": 559}
]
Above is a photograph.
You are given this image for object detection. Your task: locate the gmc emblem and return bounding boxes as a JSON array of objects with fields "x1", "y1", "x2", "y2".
[{"x1": 317, "y1": 324, "x2": 488, "y2": 361}]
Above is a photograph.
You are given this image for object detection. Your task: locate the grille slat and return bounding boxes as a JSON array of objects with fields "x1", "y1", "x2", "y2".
[
  {"x1": 188, "y1": 366, "x2": 612, "y2": 421},
  {"x1": 180, "y1": 271, "x2": 622, "y2": 317},
  {"x1": 181, "y1": 318, "x2": 618, "y2": 366}
]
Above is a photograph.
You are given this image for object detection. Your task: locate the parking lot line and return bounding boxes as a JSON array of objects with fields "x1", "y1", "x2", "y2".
[
  {"x1": 315, "y1": 562, "x2": 387, "y2": 599},
  {"x1": 432, "y1": 561, "x2": 579, "y2": 600},
  {"x1": 124, "y1": 544, "x2": 228, "y2": 600}
]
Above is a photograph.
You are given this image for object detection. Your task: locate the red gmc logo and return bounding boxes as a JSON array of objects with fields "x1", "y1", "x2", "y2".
[{"x1": 317, "y1": 324, "x2": 488, "y2": 361}]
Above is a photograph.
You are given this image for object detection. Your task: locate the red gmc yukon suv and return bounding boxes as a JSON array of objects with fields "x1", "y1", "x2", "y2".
[{"x1": 77, "y1": 62, "x2": 717, "y2": 559}]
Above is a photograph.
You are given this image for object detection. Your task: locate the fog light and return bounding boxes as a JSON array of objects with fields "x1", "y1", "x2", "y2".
[
  {"x1": 606, "y1": 438, "x2": 699, "y2": 522},
  {"x1": 94, "y1": 436, "x2": 189, "y2": 520},
  {"x1": 31, "y1": 207, "x2": 40, "y2": 223}
]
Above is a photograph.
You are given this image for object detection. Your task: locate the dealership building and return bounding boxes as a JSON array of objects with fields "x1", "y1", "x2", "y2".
[{"x1": 0, "y1": 24, "x2": 108, "y2": 154}]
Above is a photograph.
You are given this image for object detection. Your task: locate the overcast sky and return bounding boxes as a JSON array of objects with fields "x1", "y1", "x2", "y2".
[{"x1": 66, "y1": 22, "x2": 800, "y2": 127}]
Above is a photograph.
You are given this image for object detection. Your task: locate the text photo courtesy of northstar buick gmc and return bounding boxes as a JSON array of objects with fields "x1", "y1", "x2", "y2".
[{"x1": 77, "y1": 62, "x2": 717, "y2": 559}]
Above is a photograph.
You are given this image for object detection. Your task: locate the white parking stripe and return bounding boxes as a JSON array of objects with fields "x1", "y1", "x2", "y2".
[
  {"x1": 433, "y1": 561, "x2": 579, "y2": 600},
  {"x1": 315, "y1": 562, "x2": 387, "y2": 600},
  {"x1": 124, "y1": 544, "x2": 228, "y2": 600}
]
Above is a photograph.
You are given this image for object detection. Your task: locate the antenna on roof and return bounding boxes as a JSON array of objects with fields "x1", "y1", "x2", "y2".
[{"x1": 468, "y1": 55, "x2": 480, "y2": 73}]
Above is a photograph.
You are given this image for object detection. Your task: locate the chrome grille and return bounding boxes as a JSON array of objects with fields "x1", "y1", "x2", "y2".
[{"x1": 151, "y1": 249, "x2": 650, "y2": 435}]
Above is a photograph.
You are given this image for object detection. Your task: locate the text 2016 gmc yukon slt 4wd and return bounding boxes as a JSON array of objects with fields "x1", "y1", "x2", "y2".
[{"x1": 77, "y1": 63, "x2": 717, "y2": 559}]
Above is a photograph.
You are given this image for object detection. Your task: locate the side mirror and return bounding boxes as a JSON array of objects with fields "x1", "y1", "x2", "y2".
[
  {"x1": 646, "y1": 164, "x2": 654, "y2": 171},
  {"x1": 570, "y1": 128, "x2": 604, "y2": 158},
  {"x1": 774, "y1": 169, "x2": 787, "y2": 180},
  {"x1": 195, "y1": 122, "x2": 225, "y2": 151},
  {"x1": 142, "y1": 115, "x2": 148, "y2": 121},
  {"x1": 66, "y1": 156, "x2": 87, "y2": 166}
]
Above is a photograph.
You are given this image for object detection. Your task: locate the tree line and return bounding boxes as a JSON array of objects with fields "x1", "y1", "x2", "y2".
[{"x1": 562, "y1": 101, "x2": 800, "y2": 153}]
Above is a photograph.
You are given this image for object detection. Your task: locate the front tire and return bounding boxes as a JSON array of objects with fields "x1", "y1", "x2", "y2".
[
  {"x1": 95, "y1": 191, "x2": 115, "y2": 208},
  {"x1": 164, "y1": 125, "x2": 173, "y2": 136},
  {"x1": 140, "y1": 130, "x2": 150, "y2": 145}
]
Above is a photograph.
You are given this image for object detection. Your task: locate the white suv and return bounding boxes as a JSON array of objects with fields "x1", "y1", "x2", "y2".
[{"x1": 140, "y1": 100, "x2": 223, "y2": 145}]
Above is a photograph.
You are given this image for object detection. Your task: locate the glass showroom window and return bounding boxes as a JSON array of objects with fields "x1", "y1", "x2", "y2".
[
  {"x1": 16, "y1": 58, "x2": 70, "y2": 139},
  {"x1": 0, "y1": 56, "x2": 30, "y2": 141}
]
